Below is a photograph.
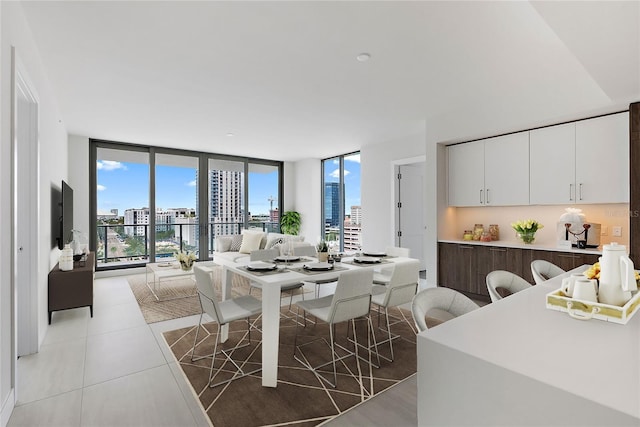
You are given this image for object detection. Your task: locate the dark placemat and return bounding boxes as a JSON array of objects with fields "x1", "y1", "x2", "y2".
[
  {"x1": 290, "y1": 264, "x2": 349, "y2": 276},
  {"x1": 239, "y1": 266, "x2": 289, "y2": 276},
  {"x1": 343, "y1": 259, "x2": 393, "y2": 267}
]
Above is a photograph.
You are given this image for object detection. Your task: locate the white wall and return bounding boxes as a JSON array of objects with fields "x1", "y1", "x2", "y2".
[
  {"x1": 68, "y1": 135, "x2": 90, "y2": 237},
  {"x1": 361, "y1": 131, "x2": 427, "y2": 262},
  {"x1": 292, "y1": 158, "x2": 321, "y2": 243},
  {"x1": 1, "y1": 2, "x2": 68, "y2": 423}
]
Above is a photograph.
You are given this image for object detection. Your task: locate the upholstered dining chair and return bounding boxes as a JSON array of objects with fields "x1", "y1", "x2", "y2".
[
  {"x1": 531, "y1": 260, "x2": 565, "y2": 285},
  {"x1": 411, "y1": 287, "x2": 479, "y2": 332},
  {"x1": 293, "y1": 268, "x2": 378, "y2": 388},
  {"x1": 190, "y1": 265, "x2": 263, "y2": 388},
  {"x1": 292, "y1": 244, "x2": 317, "y2": 257},
  {"x1": 486, "y1": 270, "x2": 532, "y2": 303},
  {"x1": 248, "y1": 248, "x2": 305, "y2": 309},
  {"x1": 371, "y1": 259, "x2": 420, "y2": 361},
  {"x1": 385, "y1": 246, "x2": 410, "y2": 257},
  {"x1": 373, "y1": 246, "x2": 411, "y2": 285}
]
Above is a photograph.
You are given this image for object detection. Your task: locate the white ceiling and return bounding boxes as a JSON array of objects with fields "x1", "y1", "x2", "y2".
[{"x1": 19, "y1": 1, "x2": 640, "y2": 161}]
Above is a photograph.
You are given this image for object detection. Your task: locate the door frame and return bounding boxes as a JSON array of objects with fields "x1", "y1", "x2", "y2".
[
  {"x1": 12, "y1": 51, "x2": 41, "y2": 359},
  {"x1": 391, "y1": 155, "x2": 426, "y2": 262}
]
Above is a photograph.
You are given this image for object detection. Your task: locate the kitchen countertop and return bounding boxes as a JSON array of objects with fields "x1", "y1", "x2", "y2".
[
  {"x1": 438, "y1": 238, "x2": 603, "y2": 255},
  {"x1": 417, "y1": 266, "x2": 640, "y2": 425}
]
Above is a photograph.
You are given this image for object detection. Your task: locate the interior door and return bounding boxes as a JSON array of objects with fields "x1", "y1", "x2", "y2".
[
  {"x1": 15, "y1": 65, "x2": 39, "y2": 357},
  {"x1": 396, "y1": 163, "x2": 425, "y2": 269}
]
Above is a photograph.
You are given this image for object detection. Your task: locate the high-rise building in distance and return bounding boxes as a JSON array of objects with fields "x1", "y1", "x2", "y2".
[{"x1": 324, "y1": 182, "x2": 340, "y2": 227}]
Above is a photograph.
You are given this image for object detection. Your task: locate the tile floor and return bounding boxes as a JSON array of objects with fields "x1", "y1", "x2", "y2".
[{"x1": 8, "y1": 273, "x2": 430, "y2": 427}]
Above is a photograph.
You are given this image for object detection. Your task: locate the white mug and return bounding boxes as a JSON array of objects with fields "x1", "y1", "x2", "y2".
[
  {"x1": 572, "y1": 278, "x2": 598, "y2": 303},
  {"x1": 560, "y1": 273, "x2": 585, "y2": 297}
]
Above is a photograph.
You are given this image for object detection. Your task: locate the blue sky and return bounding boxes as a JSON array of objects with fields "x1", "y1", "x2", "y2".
[
  {"x1": 97, "y1": 161, "x2": 280, "y2": 216},
  {"x1": 323, "y1": 154, "x2": 362, "y2": 210}
]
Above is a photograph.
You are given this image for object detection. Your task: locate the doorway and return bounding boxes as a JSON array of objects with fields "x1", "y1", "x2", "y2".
[
  {"x1": 14, "y1": 54, "x2": 40, "y2": 358},
  {"x1": 394, "y1": 157, "x2": 426, "y2": 269}
]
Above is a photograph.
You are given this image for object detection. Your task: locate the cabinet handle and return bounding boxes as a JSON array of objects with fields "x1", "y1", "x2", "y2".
[
  {"x1": 490, "y1": 248, "x2": 506, "y2": 252},
  {"x1": 460, "y1": 246, "x2": 474, "y2": 250},
  {"x1": 486, "y1": 189, "x2": 490, "y2": 204},
  {"x1": 579, "y1": 183, "x2": 583, "y2": 200},
  {"x1": 569, "y1": 184, "x2": 573, "y2": 201},
  {"x1": 480, "y1": 189, "x2": 483, "y2": 204}
]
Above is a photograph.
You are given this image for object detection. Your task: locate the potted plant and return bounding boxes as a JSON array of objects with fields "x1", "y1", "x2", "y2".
[
  {"x1": 316, "y1": 240, "x2": 329, "y2": 262},
  {"x1": 280, "y1": 211, "x2": 301, "y2": 235}
]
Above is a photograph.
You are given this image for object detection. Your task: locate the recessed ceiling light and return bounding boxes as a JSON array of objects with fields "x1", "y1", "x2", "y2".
[
  {"x1": 226, "y1": 133, "x2": 234, "y2": 137},
  {"x1": 356, "y1": 53, "x2": 371, "y2": 62}
]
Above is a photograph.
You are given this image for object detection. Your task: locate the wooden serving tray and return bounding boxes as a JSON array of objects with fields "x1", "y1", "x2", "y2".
[{"x1": 546, "y1": 288, "x2": 640, "y2": 324}]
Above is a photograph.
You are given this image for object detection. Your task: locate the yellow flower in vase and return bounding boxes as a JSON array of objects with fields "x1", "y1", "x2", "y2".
[{"x1": 511, "y1": 219, "x2": 543, "y2": 244}]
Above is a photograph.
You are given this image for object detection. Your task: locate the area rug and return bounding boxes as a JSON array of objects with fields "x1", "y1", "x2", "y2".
[
  {"x1": 163, "y1": 307, "x2": 421, "y2": 427},
  {"x1": 128, "y1": 266, "x2": 309, "y2": 324}
]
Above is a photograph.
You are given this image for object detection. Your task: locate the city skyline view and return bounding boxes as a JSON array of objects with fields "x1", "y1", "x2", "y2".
[
  {"x1": 97, "y1": 154, "x2": 361, "y2": 218},
  {"x1": 97, "y1": 161, "x2": 280, "y2": 217}
]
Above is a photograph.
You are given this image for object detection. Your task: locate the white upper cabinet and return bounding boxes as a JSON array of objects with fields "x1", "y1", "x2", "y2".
[
  {"x1": 448, "y1": 132, "x2": 529, "y2": 207},
  {"x1": 530, "y1": 112, "x2": 629, "y2": 205},
  {"x1": 575, "y1": 112, "x2": 629, "y2": 204},
  {"x1": 448, "y1": 141, "x2": 484, "y2": 207},
  {"x1": 484, "y1": 132, "x2": 530, "y2": 206},
  {"x1": 530, "y1": 122, "x2": 576, "y2": 205}
]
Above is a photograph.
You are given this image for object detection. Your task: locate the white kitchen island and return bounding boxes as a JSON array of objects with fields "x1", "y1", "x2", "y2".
[{"x1": 417, "y1": 266, "x2": 640, "y2": 426}]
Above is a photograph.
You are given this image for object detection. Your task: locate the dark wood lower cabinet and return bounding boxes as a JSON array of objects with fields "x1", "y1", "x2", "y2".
[{"x1": 438, "y1": 242, "x2": 601, "y2": 302}]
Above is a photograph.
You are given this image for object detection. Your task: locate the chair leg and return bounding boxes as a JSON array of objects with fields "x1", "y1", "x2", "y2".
[
  {"x1": 329, "y1": 324, "x2": 337, "y2": 387},
  {"x1": 205, "y1": 317, "x2": 263, "y2": 388},
  {"x1": 190, "y1": 313, "x2": 212, "y2": 362}
]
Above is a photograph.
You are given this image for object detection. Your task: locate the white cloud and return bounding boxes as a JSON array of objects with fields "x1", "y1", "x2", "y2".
[
  {"x1": 187, "y1": 180, "x2": 197, "y2": 187},
  {"x1": 97, "y1": 160, "x2": 126, "y2": 171},
  {"x1": 97, "y1": 184, "x2": 106, "y2": 191},
  {"x1": 329, "y1": 168, "x2": 350, "y2": 178},
  {"x1": 345, "y1": 154, "x2": 360, "y2": 163}
]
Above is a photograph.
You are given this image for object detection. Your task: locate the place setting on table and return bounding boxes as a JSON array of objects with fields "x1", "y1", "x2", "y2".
[{"x1": 342, "y1": 250, "x2": 395, "y2": 267}]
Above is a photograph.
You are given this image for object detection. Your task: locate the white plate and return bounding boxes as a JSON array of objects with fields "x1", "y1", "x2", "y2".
[
  {"x1": 354, "y1": 256, "x2": 382, "y2": 264},
  {"x1": 275, "y1": 255, "x2": 300, "y2": 262},
  {"x1": 157, "y1": 262, "x2": 172, "y2": 268},
  {"x1": 363, "y1": 251, "x2": 386, "y2": 257},
  {"x1": 303, "y1": 262, "x2": 334, "y2": 271},
  {"x1": 247, "y1": 261, "x2": 277, "y2": 271}
]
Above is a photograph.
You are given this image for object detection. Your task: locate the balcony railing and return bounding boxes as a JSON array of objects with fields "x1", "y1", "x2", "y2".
[{"x1": 96, "y1": 220, "x2": 280, "y2": 268}]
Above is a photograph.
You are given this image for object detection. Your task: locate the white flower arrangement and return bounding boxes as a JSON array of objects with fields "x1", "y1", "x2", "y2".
[{"x1": 174, "y1": 250, "x2": 196, "y2": 270}]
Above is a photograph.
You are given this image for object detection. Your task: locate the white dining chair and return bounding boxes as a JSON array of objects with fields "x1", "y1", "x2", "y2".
[
  {"x1": 293, "y1": 268, "x2": 378, "y2": 388},
  {"x1": 371, "y1": 259, "x2": 420, "y2": 361},
  {"x1": 373, "y1": 246, "x2": 411, "y2": 285},
  {"x1": 190, "y1": 265, "x2": 263, "y2": 388},
  {"x1": 531, "y1": 260, "x2": 565, "y2": 285},
  {"x1": 411, "y1": 287, "x2": 479, "y2": 332},
  {"x1": 248, "y1": 248, "x2": 305, "y2": 310},
  {"x1": 486, "y1": 270, "x2": 532, "y2": 303}
]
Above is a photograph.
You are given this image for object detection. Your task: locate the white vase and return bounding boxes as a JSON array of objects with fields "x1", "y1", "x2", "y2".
[{"x1": 59, "y1": 244, "x2": 74, "y2": 271}]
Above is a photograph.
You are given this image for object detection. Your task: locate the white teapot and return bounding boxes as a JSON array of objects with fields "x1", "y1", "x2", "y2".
[{"x1": 598, "y1": 243, "x2": 637, "y2": 306}]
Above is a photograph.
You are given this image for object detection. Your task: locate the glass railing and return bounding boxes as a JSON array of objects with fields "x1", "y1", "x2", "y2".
[{"x1": 96, "y1": 220, "x2": 280, "y2": 268}]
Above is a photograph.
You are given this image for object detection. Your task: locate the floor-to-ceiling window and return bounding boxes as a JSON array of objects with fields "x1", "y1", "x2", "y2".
[
  {"x1": 155, "y1": 153, "x2": 199, "y2": 258},
  {"x1": 248, "y1": 162, "x2": 280, "y2": 233},
  {"x1": 91, "y1": 140, "x2": 282, "y2": 270},
  {"x1": 95, "y1": 146, "x2": 150, "y2": 266},
  {"x1": 321, "y1": 152, "x2": 361, "y2": 251}
]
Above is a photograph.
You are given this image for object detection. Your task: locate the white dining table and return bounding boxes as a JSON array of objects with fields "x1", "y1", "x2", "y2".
[{"x1": 213, "y1": 255, "x2": 414, "y2": 387}]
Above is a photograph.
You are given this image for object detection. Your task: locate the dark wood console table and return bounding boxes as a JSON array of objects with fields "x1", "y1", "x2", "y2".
[{"x1": 48, "y1": 252, "x2": 95, "y2": 324}]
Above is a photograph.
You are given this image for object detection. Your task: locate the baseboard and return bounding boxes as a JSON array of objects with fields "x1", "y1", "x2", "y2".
[{"x1": 0, "y1": 388, "x2": 15, "y2": 427}]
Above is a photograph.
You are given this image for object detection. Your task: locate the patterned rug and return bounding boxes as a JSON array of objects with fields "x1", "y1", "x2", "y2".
[
  {"x1": 163, "y1": 306, "x2": 420, "y2": 426},
  {"x1": 127, "y1": 266, "x2": 254, "y2": 324}
]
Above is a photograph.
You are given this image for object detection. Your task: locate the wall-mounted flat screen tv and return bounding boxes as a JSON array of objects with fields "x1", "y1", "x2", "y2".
[{"x1": 58, "y1": 180, "x2": 73, "y2": 250}]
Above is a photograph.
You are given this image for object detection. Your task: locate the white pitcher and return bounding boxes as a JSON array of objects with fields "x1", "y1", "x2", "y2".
[{"x1": 598, "y1": 243, "x2": 636, "y2": 306}]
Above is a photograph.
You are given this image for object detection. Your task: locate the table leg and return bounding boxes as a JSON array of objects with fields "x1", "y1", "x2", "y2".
[
  {"x1": 220, "y1": 266, "x2": 233, "y2": 342},
  {"x1": 261, "y1": 280, "x2": 281, "y2": 387}
]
